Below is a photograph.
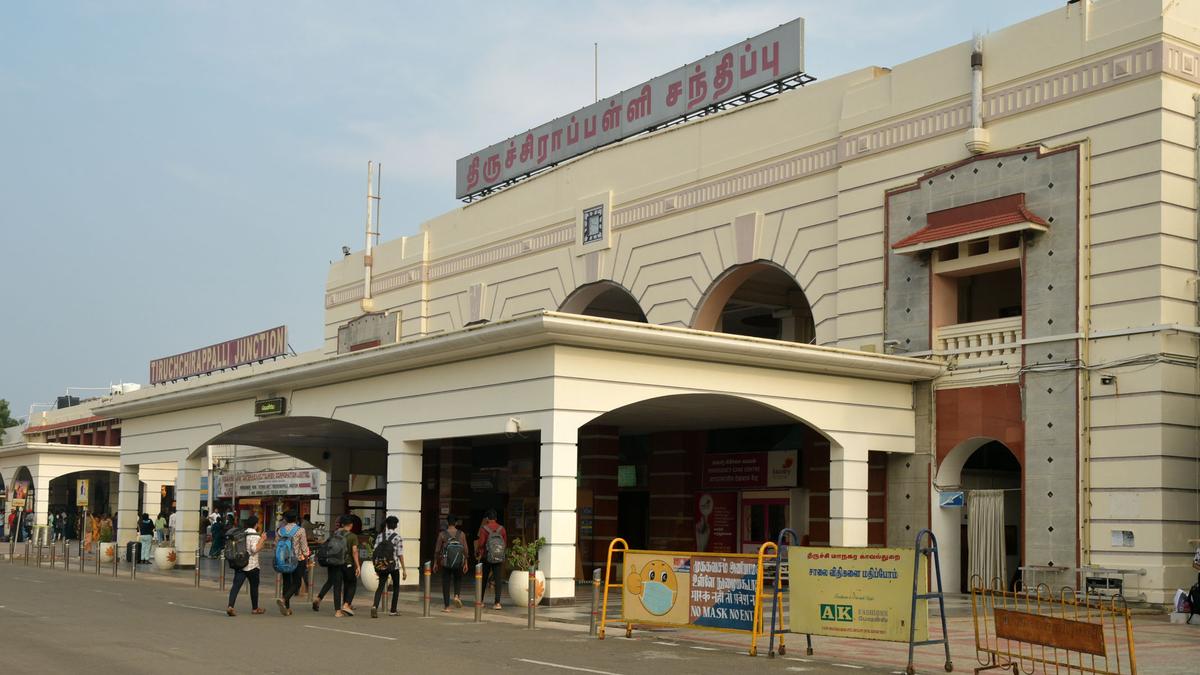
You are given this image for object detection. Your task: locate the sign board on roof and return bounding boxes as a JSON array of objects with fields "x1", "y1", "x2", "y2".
[
  {"x1": 149, "y1": 326, "x2": 287, "y2": 384},
  {"x1": 455, "y1": 18, "x2": 805, "y2": 199}
]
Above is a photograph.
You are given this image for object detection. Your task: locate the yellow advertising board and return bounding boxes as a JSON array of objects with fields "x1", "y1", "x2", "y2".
[
  {"x1": 76, "y1": 479, "x2": 89, "y2": 508},
  {"x1": 788, "y1": 547, "x2": 928, "y2": 643},
  {"x1": 621, "y1": 551, "x2": 760, "y2": 632}
]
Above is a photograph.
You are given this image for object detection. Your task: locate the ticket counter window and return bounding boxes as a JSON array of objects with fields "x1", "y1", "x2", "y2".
[{"x1": 742, "y1": 497, "x2": 788, "y2": 552}]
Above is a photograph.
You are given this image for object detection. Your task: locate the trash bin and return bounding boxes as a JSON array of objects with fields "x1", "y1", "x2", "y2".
[{"x1": 126, "y1": 541, "x2": 142, "y2": 563}]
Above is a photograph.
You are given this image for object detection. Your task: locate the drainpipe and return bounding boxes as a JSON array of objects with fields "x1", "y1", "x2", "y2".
[{"x1": 965, "y1": 35, "x2": 991, "y2": 155}]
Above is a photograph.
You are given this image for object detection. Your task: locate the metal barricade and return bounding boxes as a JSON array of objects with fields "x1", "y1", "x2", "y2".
[{"x1": 970, "y1": 576, "x2": 1137, "y2": 675}]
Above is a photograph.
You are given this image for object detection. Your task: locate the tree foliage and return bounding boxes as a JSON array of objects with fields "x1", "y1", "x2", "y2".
[{"x1": 0, "y1": 399, "x2": 23, "y2": 429}]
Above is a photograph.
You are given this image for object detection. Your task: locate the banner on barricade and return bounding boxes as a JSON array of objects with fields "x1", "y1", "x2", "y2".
[
  {"x1": 622, "y1": 551, "x2": 759, "y2": 632},
  {"x1": 788, "y1": 546, "x2": 928, "y2": 642}
]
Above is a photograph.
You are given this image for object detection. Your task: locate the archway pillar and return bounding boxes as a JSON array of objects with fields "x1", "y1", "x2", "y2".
[
  {"x1": 175, "y1": 455, "x2": 203, "y2": 567},
  {"x1": 829, "y1": 441, "x2": 870, "y2": 547},
  {"x1": 323, "y1": 451, "x2": 351, "y2": 532},
  {"x1": 117, "y1": 465, "x2": 140, "y2": 548},
  {"x1": 536, "y1": 411, "x2": 592, "y2": 604},
  {"x1": 32, "y1": 470, "x2": 53, "y2": 531},
  {"x1": 386, "y1": 440, "x2": 423, "y2": 574}
]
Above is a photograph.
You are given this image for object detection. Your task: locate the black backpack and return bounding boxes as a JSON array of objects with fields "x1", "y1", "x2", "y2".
[
  {"x1": 224, "y1": 528, "x2": 249, "y2": 570},
  {"x1": 441, "y1": 530, "x2": 465, "y2": 570},
  {"x1": 317, "y1": 530, "x2": 348, "y2": 567},
  {"x1": 372, "y1": 532, "x2": 398, "y2": 573},
  {"x1": 1187, "y1": 582, "x2": 1200, "y2": 624}
]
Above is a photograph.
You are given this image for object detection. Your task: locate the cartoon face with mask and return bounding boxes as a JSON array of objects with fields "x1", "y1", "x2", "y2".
[{"x1": 626, "y1": 559, "x2": 678, "y2": 616}]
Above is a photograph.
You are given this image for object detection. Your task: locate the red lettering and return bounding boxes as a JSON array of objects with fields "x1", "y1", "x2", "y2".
[
  {"x1": 567, "y1": 115, "x2": 580, "y2": 145},
  {"x1": 466, "y1": 156, "x2": 480, "y2": 189},
  {"x1": 584, "y1": 114, "x2": 598, "y2": 139},
  {"x1": 740, "y1": 42, "x2": 757, "y2": 78},
  {"x1": 520, "y1": 133, "x2": 534, "y2": 163},
  {"x1": 483, "y1": 153, "x2": 501, "y2": 182},
  {"x1": 504, "y1": 140, "x2": 516, "y2": 168},
  {"x1": 626, "y1": 84, "x2": 652, "y2": 122},
  {"x1": 762, "y1": 41, "x2": 779, "y2": 79},
  {"x1": 712, "y1": 53, "x2": 734, "y2": 100},
  {"x1": 666, "y1": 81, "x2": 683, "y2": 107},
  {"x1": 536, "y1": 134, "x2": 548, "y2": 163},
  {"x1": 601, "y1": 98, "x2": 623, "y2": 132},
  {"x1": 687, "y1": 65, "x2": 708, "y2": 110}
]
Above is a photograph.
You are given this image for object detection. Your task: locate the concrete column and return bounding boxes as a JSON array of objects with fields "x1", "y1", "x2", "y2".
[
  {"x1": 32, "y1": 472, "x2": 52, "y2": 529},
  {"x1": 175, "y1": 456, "x2": 203, "y2": 568},
  {"x1": 117, "y1": 465, "x2": 141, "y2": 548},
  {"x1": 647, "y1": 431, "x2": 704, "y2": 551},
  {"x1": 829, "y1": 441, "x2": 869, "y2": 547},
  {"x1": 324, "y1": 451, "x2": 350, "y2": 533},
  {"x1": 577, "y1": 425, "x2": 619, "y2": 573},
  {"x1": 437, "y1": 440, "x2": 471, "y2": 527},
  {"x1": 538, "y1": 416, "x2": 580, "y2": 603},
  {"x1": 386, "y1": 439, "x2": 422, "y2": 579}
]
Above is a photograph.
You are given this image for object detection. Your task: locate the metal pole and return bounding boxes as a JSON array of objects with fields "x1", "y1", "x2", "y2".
[
  {"x1": 62, "y1": 538, "x2": 68, "y2": 571},
  {"x1": 95, "y1": 543, "x2": 100, "y2": 575},
  {"x1": 307, "y1": 562, "x2": 315, "y2": 603},
  {"x1": 131, "y1": 547, "x2": 136, "y2": 579},
  {"x1": 474, "y1": 563, "x2": 483, "y2": 623},
  {"x1": 527, "y1": 566, "x2": 537, "y2": 629},
  {"x1": 25, "y1": 538, "x2": 30, "y2": 566},
  {"x1": 219, "y1": 556, "x2": 226, "y2": 590},
  {"x1": 112, "y1": 543, "x2": 118, "y2": 577},
  {"x1": 36, "y1": 537, "x2": 42, "y2": 567},
  {"x1": 194, "y1": 548, "x2": 201, "y2": 588},
  {"x1": 422, "y1": 561, "x2": 431, "y2": 617},
  {"x1": 50, "y1": 537, "x2": 56, "y2": 569},
  {"x1": 590, "y1": 567, "x2": 601, "y2": 636}
]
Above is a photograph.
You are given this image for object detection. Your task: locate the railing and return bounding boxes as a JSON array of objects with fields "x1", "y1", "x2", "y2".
[{"x1": 935, "y1": 316, "x2": 1022, "y2": 361}]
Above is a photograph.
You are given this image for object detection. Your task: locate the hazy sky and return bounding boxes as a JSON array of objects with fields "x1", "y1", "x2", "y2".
[{"x1": 1, "y1": 0, "x2": 1057, "y2": 423}]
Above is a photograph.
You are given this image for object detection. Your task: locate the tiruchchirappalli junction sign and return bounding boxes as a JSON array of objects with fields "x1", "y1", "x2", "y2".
[
  {"x1": 456, "y1": 18, "x2": 805, "y2": 199},
  {"x1": 149, "y1": 325, "x2": 288, "y2": 384}
]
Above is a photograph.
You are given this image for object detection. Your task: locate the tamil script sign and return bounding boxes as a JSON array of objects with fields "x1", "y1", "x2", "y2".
[
  {"x1": 150, "y1": 326, "x2": 287, "y2": 384},
  {"x1": 456, "y1": 18, "x2": 804, "y2": 198},
  {"x1": 788, "y1": 547, "x2": 928, "y2": 643},
  {"x1": 217, "y1": 469, "x2": 319, "y2": 499},
  {"x1": 702, "y1": 450, "x2": 797, "y2": 489},
  {"x1": 622, "y1": 551, "x2": 759, "y2": 633}
]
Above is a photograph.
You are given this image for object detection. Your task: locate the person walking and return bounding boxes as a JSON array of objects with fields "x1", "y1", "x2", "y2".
[
  {"x1": 274, "y1": 511, "x2": 311, "y2": 616},
  {"x1": 433, "y1": 515, "x2": 469, "y2": 612},
  {"x1": 475, "y1": 510, "x2": 508, "y2": 609},
  {"x1": 154, "y1": 512, "x2": 166, "y2": 544},
  {"x1": 167, "y1": 509, "x2": 178, "y2": 542},
  {"x1": 137, "y1": 513, "x2": 155, "y2": 563},
  {"x1": 313, "y1": 515, "x2": 360, "y2": 617},
  {"x1": 207, "y1": 514, "x2": 226, "y2": 558},
  {"x1": 225, "y1": 514, "x2": 265, "y2": 616},
  {"x1": 369, "y1": 515, "x2": 407, "y2": 618}
]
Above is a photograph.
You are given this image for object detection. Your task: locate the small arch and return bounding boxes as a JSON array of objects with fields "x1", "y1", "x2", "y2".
[
  {"x1": 559, "y1": 281, "x2": 647, "y2": 322},
  {"x1": 693, "y1": 261, "x2": 814, "y2": 342},
  {"x1": 190, "y1": 416, "x2": 388, "y2": 475}
]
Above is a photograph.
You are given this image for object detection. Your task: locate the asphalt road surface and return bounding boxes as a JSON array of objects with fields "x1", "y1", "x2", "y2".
[{"x1": 0, "y1": 563, "x2": 899, "y2": 674}]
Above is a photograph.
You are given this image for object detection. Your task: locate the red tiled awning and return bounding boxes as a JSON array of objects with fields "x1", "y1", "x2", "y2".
[{"x1": 892, "y1": 193, "x2": 1049, "y2": 254}]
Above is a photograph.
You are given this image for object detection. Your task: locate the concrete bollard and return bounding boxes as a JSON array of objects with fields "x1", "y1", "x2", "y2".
[
  {"x1": 131, "y1": 550, "x2": 137, "y2": 579},
  {"x1": 195, "y1": 549, "x2": 201, "y2": 588},
  {"x1": 474, "y1": 563, "x2": 483, "y2": 623},
  {"x1": 275, "y1": 571, "x2": 282, "y2": 599},
  {"x1": 25, "y1": 539, "x2": 30, "y2": 566},
  {"x1": 590, "y1": 567, "x2": 601, "y2": 636},
  {"x1": 307, "y1": 563, "x2": 315, "y2": 603},
  {"x1": 95, "y1": 543, "x2": 100, "y2": 575},
  {"x1": 219, "y1": 558, "x2": 226, "y2": 590},
  {"x1": 527, "y1": 566, "x2": 537, "y2": 630},
  {"x1": 62, "y1": 539, "x2": 68, "y2": 572},
  {"x1": 36, "y1": 540, "x2": 42, "y2": 568},
  {"x1": 50, "y1": 539, "x2": 56, "y2": 569},
  {"x1": 422, "y1": 561, "x2": 432, "y2": 617},
  {"x1": 112, "y1": 545, "x2": 118, "y2": 577}
]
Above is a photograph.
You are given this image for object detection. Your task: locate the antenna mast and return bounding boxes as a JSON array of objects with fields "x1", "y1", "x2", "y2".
[{"x1": 362, "y1": 161, "x2": 382, "y2": 312}]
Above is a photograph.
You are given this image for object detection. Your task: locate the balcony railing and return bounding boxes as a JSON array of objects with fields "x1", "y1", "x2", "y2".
[{"x1": 934, "y1": 316, "x2": 1022, "y2": 379}]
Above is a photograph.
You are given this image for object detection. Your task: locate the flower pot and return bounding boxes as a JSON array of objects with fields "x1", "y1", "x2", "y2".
[
  {"x1": 361, "y1": 561, "x2": 379, "y2": 592},
  {"x1": 153, "y1": 545, "x2": 177, "y2": 570},
  {"x1": 507, "y1": 570, "x2": 545, "y2": 607},
  {"x1": 98, "y1": 542, "x2": 116, "y2": 563}
]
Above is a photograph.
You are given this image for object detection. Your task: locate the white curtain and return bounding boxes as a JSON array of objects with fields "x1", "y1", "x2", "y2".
[{"x1": 967, "y1": 489, "x2": 1006, "y2": 588}]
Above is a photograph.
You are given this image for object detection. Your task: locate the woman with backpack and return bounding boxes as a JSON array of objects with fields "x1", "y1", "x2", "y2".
[
  {"x1": 313, "y1": 514, "x2": 361, "y2": 618},
  {"x1": 274, "y1": 511, "x2": 311, "y2": 616},
  {"x1": 433, "y1": 515, "x2": 469, "y2": 612},
  {"x1": 225, "y1": 514, "x2": 265, "y2": 616},
  {"x1": 369, "y1": 515, "x2": 408, "y2": 618}
]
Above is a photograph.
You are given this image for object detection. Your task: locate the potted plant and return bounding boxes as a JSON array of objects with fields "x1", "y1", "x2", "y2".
[
  {"x1": 506, "y1": 537, "x2": 546, "y2": 607},
  {"x1": 154, "y1": 532, "x2": 177, "y2": 570},
  {"x1": 97, "y1": 518, "x2": 116, "y2": 563}
]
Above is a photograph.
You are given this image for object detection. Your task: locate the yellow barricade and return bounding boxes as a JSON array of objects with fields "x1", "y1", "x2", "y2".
[
  {"x1": 970, "y1": 576, "x2": 1138, "y2": 675},
  {"x1": 598, "y1": 538, "x2": 775, "y2": 655}
]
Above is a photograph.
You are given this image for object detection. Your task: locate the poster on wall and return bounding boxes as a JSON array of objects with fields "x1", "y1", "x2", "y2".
[
  {"x1": 702, "y1": 450, "x2": 797, "y2": 489},
  {"x1": 788, "y1": 547, "x2": 927, "y2": 642},
  {"x1": 622, "y1": 551, "x2": 759, "y2": 633},
  {"x1": 694, "y1": 492, "x2": 738, "y2": 552},
  {"x1": 11, "y1": 480, "x2": 30, "y2": 508},
  {"x1": 216, "y1": 469, "x2": 319, "y2": 498},
  {"x1": 76, "y1": 479, "x2": 90, "y2": 508}
]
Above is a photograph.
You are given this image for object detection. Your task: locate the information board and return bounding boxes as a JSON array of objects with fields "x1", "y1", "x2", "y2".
[{"x1": 622, "y1": 551, "x2": 759, "y2": 633}]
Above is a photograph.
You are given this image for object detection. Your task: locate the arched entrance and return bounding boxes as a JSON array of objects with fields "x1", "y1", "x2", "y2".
[
  {"x1": 9, "y1": 466, "x2": 33, "y2": 541},
  {"x1": 560, "y1": 281, "x2": 647, "y2": 322},
  {"x1": 693, "y1": 262, "x2": 815, "y2": 342},
  {"x1": 48, "y1": 470, "x2": 123, "y2": 539},
  {"x1": 933, "y1": 438, "x2": 1022, "y2": 593}
]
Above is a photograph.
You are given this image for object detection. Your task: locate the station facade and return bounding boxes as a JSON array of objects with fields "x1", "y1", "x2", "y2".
[{"x1": 98, "y1": 0, "x2": 1200, "y2": 604}]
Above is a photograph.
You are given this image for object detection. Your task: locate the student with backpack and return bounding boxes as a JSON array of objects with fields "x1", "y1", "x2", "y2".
[
  {"x1": 433, "y1": 515, "x2": 469, "y2": 612},
  {"x1": 313, "y1": 515, "x2": 361, "y2": 617},
  {"x1": 475, "y1": 510, "x2": 508, "y2": 610},
  {"x1": 273, "y1": 511, "x2": 312, "y2": 616},
  {"x1": 369, "y1": 515, "x2": 408, "y2": 618},
  {"x1": 224, "y1": 514, "x2": 265, "y2": 616}
]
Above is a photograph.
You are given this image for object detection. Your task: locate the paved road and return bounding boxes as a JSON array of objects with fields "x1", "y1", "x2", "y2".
[{"x1": 0, "y1": 563, "x2": 896, "y2": 675}]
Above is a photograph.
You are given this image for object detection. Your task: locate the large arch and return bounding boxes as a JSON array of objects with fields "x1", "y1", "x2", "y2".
[
  {"x1": 692, "y1": 261, "x2": 815, "y2": 342},
  {"x1": 559, "y1": 280, "x2": 647, "y2": 322},
  {"x1": 932, "y1": 437, "x2": 1022, "y2": 593}
]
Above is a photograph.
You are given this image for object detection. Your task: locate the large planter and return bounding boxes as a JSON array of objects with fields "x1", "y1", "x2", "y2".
[
  {"x1": 98, "y1": 542, "x2": 116, "y2": 563},
  {"x1": 507, "y1": 570, "x2": 545, "y2": 607},
  {"x1": 361, "y1": 561, "x2": 379, "y2": 592},
  {"x1": 153, "y1": 545, "x2": 177, "y2": 570}
]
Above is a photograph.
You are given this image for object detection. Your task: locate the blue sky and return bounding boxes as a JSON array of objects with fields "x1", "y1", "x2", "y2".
[{"x1": 0, "y1": 0, "x2": 1057, "y2": 423}]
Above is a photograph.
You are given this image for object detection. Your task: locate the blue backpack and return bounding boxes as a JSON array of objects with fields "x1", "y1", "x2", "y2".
[{"x1": 274, "y1": 524, "x2": 301, "y2": 573}]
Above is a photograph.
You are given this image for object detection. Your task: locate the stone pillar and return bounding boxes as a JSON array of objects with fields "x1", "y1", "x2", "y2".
[
  {"x1": 577, "y1": 425, "x2": 619, "y2": 574},
  {"x1": 117, "y1": 465, "x2": 141, "y2": 548},
  {"x1": 386, "y1": 439, "x2": 422, "y2": 580},
  {"x1": 175, "y1": 456, "x2": 203, "y2": 568},
  {"x1": 324, "y1": 451, "x2": 350, "y2": 532},
  {"x1": 829, "y1": 441, "x2": 869, "y2": 547},
  {"x1": 32, "y1": 472, "x2": 52, "y2": 529},
  {"x1": 539, "y1": 416, "x2": 580, "y2": 603},
  {"x1": 437, "y1": 440, "x2": 471, "y2": 527},
  {"x1": 647, "y1": 431, "x2": 704, "y2": 551}
]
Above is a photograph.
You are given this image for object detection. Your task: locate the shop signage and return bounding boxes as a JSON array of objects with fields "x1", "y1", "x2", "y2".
[
  {"x1": 622, "y1": 551, "x2": 759, "y2": 632},
  {"x1": 254, "y1": 397, "x2": 287, "y2": 417},
  {"x1": 694, "y1": 492, "x2": 738, "y2": 553},
  {"x1": 938, "y1": 491, "x2": 965, "y2": 508},
  {"x1": 702, "y1": 450, "x2": 797, "y2": 489},
  {"x1": 456, "y1": 18, "x2": 805, "y2": 198},
  {"x1": 11, "y1": 480, "x2": 30, "y2": 508},
  {"x1": 76, "y1": 479, "x2": 89, "y2": 508},
  {"x1": 216, "y1": 469, "x2": 319, "y2": 499},
  {"x1": 149, "y1": 325, "x2": 288, "y2": 384},
  {"x1": 788, "y1": 547, "x2": 928, "y2": 643}
]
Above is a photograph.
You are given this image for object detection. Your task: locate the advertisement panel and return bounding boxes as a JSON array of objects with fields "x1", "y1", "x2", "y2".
[
  {"x1": 216, "y1": 469, "x2": 319, "y2": 499},
  {"x1": 76, "y1": 479, "x2": 89, "y2": 508},
  {"x1": 149, "y1": 325, "x2": 287, "y2": 384},
  {"x1": 622, "y1": 551, "x2": 759, "y2": 633},
  {"x1": 694, "y1": 492, "x2": 737, "y2": 552},
  {"x1": 788, "y1": 547, "x2": 928, "y2": 643},
  {"x1": 702, "y1": 450, "x2": 797, "y2": 489},
  {"x1": 11, "y1": 480, "x2": 30, "y2": 508},
  {"x1": 456, "y1": 18, "x2": 804, "y2": 198}
]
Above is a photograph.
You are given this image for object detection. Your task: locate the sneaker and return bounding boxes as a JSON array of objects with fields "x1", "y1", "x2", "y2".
[
  {"x1": 276, "y1": 599, "x2": 287, "y2": 616},
  {"x1": 312, "y1": 600, "x2": 320, "y2": 612},
  {"x1": 453, "y1": 596, "x2": 463, "y2": 608},
  {"x1": 335, "y1": 611, "x2": 347, "y2": 618},
  {"x1": 371, "y1": 607, "x2": 378, "y2": 619},
  {"x1": 226, "y1": 607, "x2": 236, "y2": 617},
  {"x1": 388, "y1": 611, "x2": 399, "y2": 616},
  {"x1": 493, "y1": 603, "x2": 502, "y2": 610},
  {"x1": 342, "y1": 606, "x2": 355, "y2": 616}
]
